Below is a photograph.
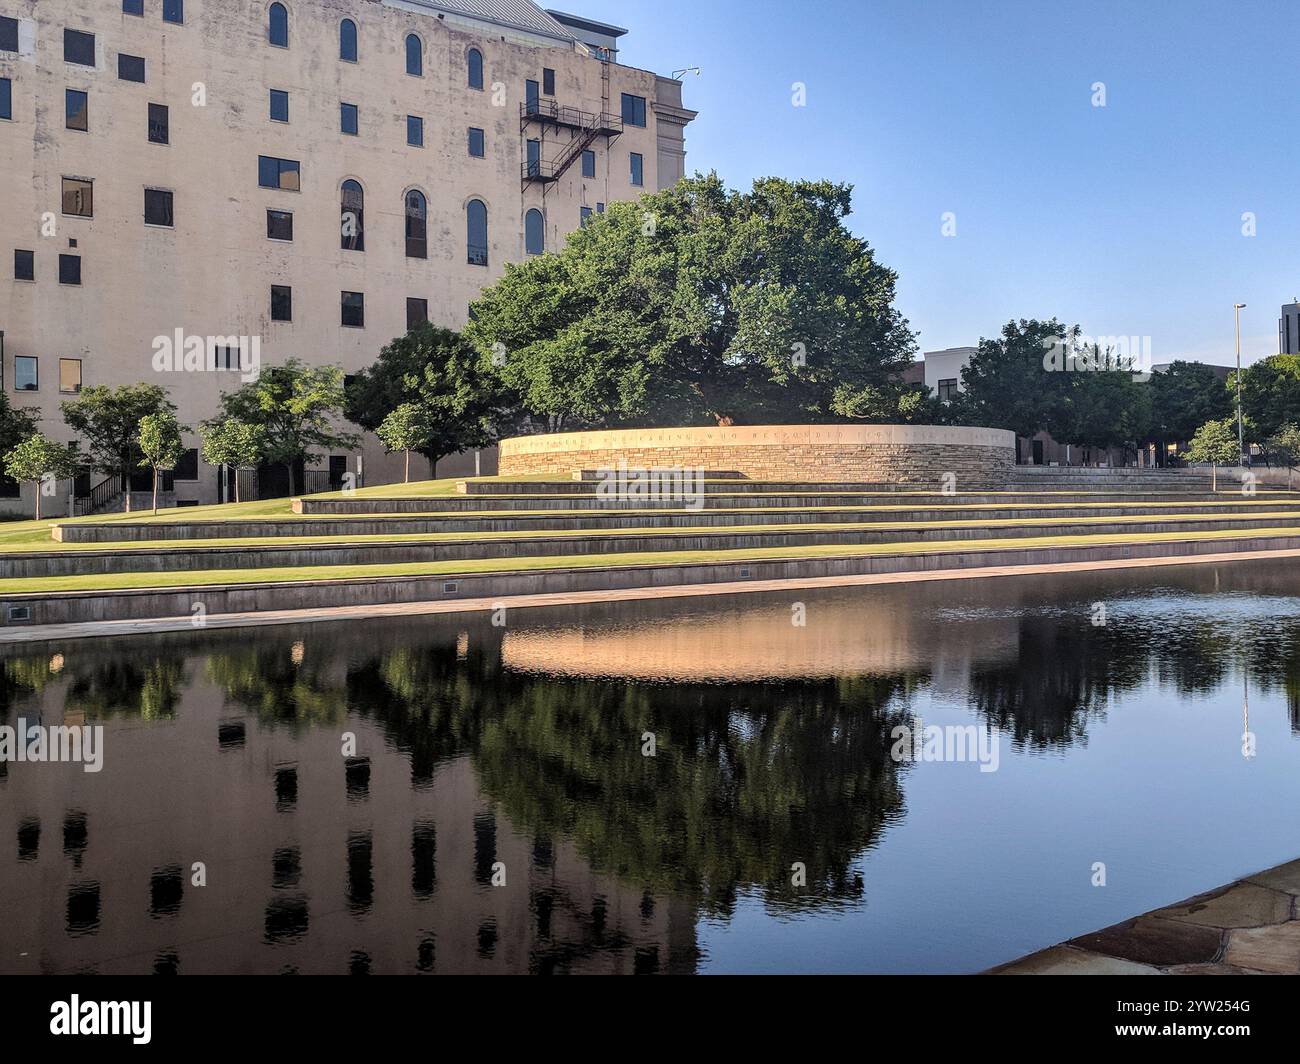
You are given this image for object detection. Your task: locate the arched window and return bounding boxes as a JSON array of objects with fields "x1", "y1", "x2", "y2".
[
  {"x1": 341, "y1": 180, "x2": 364, "y2": 252},
  {"x1": 339, "y1": 18, "x2": 357, "y2": 62},
  {"x1": 467, "y1": 48, "x2": 484, "y2": 90},
  {"x1": 524, "y1": 209, "x2": 544, "y2": 256},
  {"x1": 405, "y1": 34, "x2": 422, "y2": 76},
  {"x1": 405, "y1": 190, "x2": 427, "y2": 259},
  {"x1": 268, "y1": 3, "x2": 288, "y2": 47},
  {"x1": 467, "y1": 199, "x2": 488, "y2": 265}
]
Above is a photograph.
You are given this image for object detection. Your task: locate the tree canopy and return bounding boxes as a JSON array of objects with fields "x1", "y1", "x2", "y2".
[{"x1": 466, "y1": 173, "x2": 918, "y2": 429}]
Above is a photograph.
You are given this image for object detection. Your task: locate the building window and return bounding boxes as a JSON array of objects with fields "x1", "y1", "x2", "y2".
[
  {"x1": 173, "y1": 448, "x2": 198, "y2": 480},
  {"x1": 405, "y1": 190, "x2": 427, "y2": 259},
  {"x1": 406, "y1": 298, "x2": 428, "y2": 330},
  {"x1": 630, "y1": 152, "x2": 643, "y2": 186},
  {"x1": 467, "y1": 199, "x2": 488, "y2": 266},
  {"x1": 341, "y1": 179, "x2": 364, "y2": 251},
  {"x1": 144, "y1": 188, "x2": 174, "y2": 227},
  {"x1": 405, "y1": 34, "x2": 422, "y2": 76},
  {"x1": 407, "y1": 115, "x2": 423, "y2": 147},
  {"x1": 65, "y1": 89, "x2": 88, "y2": 132},
  {"x1": 542, "y1": 68, "x2": 555, "y2": 95},
  {"x1": 468, "y1": 127, "x2": 485, "y2": 157},
  {"x1": 148, "y1": 102, "x2": 169, "y2": 144},
  {"x1": 340, "y1": 102, "x2": 358, "y2": 136},
  {"x1": 258, "y1": 156, "x2": 300, "y2": 191},
  {"x1": 163, "y1": 0, "x2": 184, "y2": 24},
  {"x1": 525, "y1": 209, "x2": 544, "y2": 255},
  {"x1": 597, "y1": 202, "x2": 605, "y2": 214},
  {"x1": 123, "y1": 1, "x2": 145, "y2": 15},
  {"x1": 525, "y1": 79, "x2": 539, "y2": 114},
  {"x1": 271, "y1": 285, "x2": 292, "y2": 322},
  {"x1": 526, "y1": 138, "x2": 540, "y2": 177},
  {"x1": 268, "y1": 3, "x2": 288, "y2": 48},
  {"x1": 621, "y1": 93, "x2": 647, "y2": 127},
  {"x1": 580, "y1": 206, "x2": 593, "y2": 228},
  {"x1": 467, "y1": 47, "x2": 483, "y2": 90},
  {"x1": 59, "y1": 358, "x2": 82, "y2": 394},
  {"x1": 65, "y1": 30, "x2": 96, "y2": 67},
  {"x1": 269, "y1": 89, "x2": 289, "y2": 123},
  {"x1": 341, "y1": 291, "x2": 364, "y2": 328},
  {"x1": 0, "y1": 78, "x2": 10, "y2": 121},
  {"x1": 62, "y1": 178, "x2": 93, "y2": 217},
  {"x1": 266, "y1": 209, "x2": 293, "y2": 241},
  {"x1": 59, "y1": 255, "x2": 81, "y2": 285},
  {"x1": 14, "y1": 249, "x2": 34, "y2": 280},
  {"x1": 581, "y1": 149, "x2": 595, "y2": 178},
  {"x1": 0, "y1": 16, "x2": 16, "y2": 53},
  {"x1": 14, "y1": 356, "x2": 37, "y2": 391},
  {"x1": 118, "y1": 54, "x2": 146, "y2": 83},
  {"x1": 340, "y1": 19, "x2": 357, "y2": 62},
  {"x1": 937, "y1": 378, "x2": 958, "y2": 404}
]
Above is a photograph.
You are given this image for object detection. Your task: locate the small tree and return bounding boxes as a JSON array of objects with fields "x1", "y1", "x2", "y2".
[
  {"x1": 3, "y1": 433, "x2": 77, "y2": 520},
  {"x1": 377, "y1": 402, "x2": 436, "y2": 483},
  {"x1": 1185, "y1": 417, "x2": 1240, "y2": 490},
  {"x1": 61, "y1": 383, "x2": 175, "y2": 513},
  {"x1": 137, "y1": 412, "x2": 187, "y2": 514},
  {"x1": 212, "y1": 360, "x2": 357, "y2": 497},
  {"x1": 200, "y1": 419, "x2": 265, "y2": 503}
]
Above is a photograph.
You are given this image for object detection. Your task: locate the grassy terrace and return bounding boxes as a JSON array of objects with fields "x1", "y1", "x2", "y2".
[
  {"x1": 4, "y1": 525, "x2": 1300, "y2": 594},
  {"x1": 2, "y1": 509, "x2": 1300, "y2": 554}
]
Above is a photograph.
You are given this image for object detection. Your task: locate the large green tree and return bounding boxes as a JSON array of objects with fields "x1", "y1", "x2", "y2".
[
  {"x1": 345, "y1": 323, "x2": 499, "y2": 476},
  {"x1": 61, "y1": 383, "x2": 175, "y2": 512},
  {"x1": 1047, "y1": 366, "x2": 1152, "y2": 458},
  {"x1": 466, "y1": 173, "x2": 917, "y2": 428},
  {"x1": 1236, "y1": 354, "x2": 1300, "y2": 440},
  {"x1": 207, "y1": 360, "x2": 356, "y2": 497},
  {"x1": 956, "y1": 319, "x2": 1072, "y2": 458},
  {"x1": 1146, "y1": 361, "x2": 1232, "y2": 460}
]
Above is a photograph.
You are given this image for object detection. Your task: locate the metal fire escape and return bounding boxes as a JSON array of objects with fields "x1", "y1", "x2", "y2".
[{"x1": 520, "y1": 63, "x2": 622, "y2": 190}]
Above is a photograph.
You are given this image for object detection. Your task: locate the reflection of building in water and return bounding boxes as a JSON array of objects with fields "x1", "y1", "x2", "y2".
[
  {"x1": 501, "y1": 585, "x2": 1020, "y2": 691},
  {"x1": 0, "y1": 660, "x2": 697, "y2": 974}
]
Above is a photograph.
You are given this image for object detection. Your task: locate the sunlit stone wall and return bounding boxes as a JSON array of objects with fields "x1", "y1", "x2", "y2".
[{"x1": 498, "y1": 425, "x2": 1017, "y2": 487}]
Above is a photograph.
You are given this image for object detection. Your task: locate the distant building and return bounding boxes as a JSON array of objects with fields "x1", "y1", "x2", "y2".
[{"x1": 1281, "y1": 301, "x2": 1300, "y2": 355}]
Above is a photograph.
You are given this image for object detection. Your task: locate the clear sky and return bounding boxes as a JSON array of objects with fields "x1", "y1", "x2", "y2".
[{"x1": 603, "y1": 0, "x2": 1295, "y2": 366}]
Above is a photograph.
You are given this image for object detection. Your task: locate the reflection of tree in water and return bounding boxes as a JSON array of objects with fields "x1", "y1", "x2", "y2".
[
  {"x1": 0, "y1": 656, "x2": 56, "y2": 716},
  {"x1": 1247, "y1": 623, "x2": 1300, "y2": 735},
  {"x1": 63, "y1": 659, "x2": 185, "y2": 721},
  {"x1": 205, "y1": 642, "x2": 348, "y2": 728},
  {"x1": 345, "y1": 627, "x2": 913, "y2": 917}
]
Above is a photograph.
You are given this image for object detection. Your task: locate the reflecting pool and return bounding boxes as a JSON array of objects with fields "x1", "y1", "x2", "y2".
[{"x1": 3, "y1": 560, "x2": 1300, "y2": 973}]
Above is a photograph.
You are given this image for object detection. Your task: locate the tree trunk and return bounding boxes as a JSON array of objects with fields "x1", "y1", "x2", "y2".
[
  {"x1": 152, "y1": 467, "x2": 159, "y2": 514},
  {"x1": 124, "y1": 466, "x2": 132, "y2": 513},
  {"x1": 33, "y1": 481, "x2": 40, "y2": 522},
  {"x1": 404, "y1": 449, "x2": 410, "y2": 483},
  {"x1": 287, "y1": 462, "x2": 296, "y2": 497},
  {"x1": 234, "y1": 467, "x2": 241, "y2": 504}
]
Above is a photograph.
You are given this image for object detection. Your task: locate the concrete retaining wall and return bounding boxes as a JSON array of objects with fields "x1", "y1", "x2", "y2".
[
  {"x1": 6, "y1": 534, "x2": 1300, "y2": 629},
  {"x1": 498, "y1": 425, "x2": 1018, "y2": 486}
]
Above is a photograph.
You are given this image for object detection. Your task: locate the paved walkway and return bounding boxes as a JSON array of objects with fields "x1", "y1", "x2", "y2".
[
  {"x1": 4, "y1": 545, "x2": 1300, "y2": 644},
  {"x1": 991, "y1": 858, "x2": 1300, "y2": 974}
]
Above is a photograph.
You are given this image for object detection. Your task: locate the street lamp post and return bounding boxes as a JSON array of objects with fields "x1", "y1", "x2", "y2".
[{"x1": 1235, "y1": 303, "x2": 1247, "y2": 467}]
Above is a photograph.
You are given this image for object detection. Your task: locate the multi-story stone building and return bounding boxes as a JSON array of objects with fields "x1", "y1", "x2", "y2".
[{"x1": 0, "y1": 0, "x2": 697, "y2": 511}]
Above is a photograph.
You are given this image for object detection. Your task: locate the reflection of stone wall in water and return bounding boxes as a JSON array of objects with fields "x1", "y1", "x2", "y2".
[{"x1": 499, "y1": 425, "x2": 1017, "y2": 487}]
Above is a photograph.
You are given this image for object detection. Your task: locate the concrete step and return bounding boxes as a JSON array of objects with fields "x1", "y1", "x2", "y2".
[
  {"x1": 50, "y1": 500, "x2": 1300, "y2": 543},
  {"x1": 9, "y1": 532, "x2": 1300, "y2": 629},
  {"x1": 25, "y1": 513, "x2": 1300, "y2": 576},
  {"x1": 295, "y1": 490, "x2": 1277, "y2": 515},
  {"x1": 572, "y1": 469, "x2": 747, "y2": 481}
]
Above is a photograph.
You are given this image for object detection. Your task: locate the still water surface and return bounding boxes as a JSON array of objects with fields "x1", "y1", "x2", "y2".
[{"x1": 3, "y1": 560, "x2": 1300, "y2": 973}]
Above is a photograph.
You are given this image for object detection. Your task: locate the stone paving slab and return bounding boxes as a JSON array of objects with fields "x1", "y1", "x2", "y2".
[{"x1": 991, "y1": 857, "x2": 1300, "y2": 975}]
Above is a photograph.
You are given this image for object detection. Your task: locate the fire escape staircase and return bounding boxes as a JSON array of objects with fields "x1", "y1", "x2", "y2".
[{"x1": 520, "y1": 101, "x2": 622, "y2": 187}]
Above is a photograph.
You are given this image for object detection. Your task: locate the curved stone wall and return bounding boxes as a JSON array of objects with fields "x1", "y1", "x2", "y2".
[{"x1": 498, "y1": 425, "x2": 1016, "y2": 487}]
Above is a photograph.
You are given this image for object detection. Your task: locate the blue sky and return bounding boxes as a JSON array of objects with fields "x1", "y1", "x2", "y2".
[{"x1": 605, "y1": 0, "x2": 1295, "y2": 365}]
